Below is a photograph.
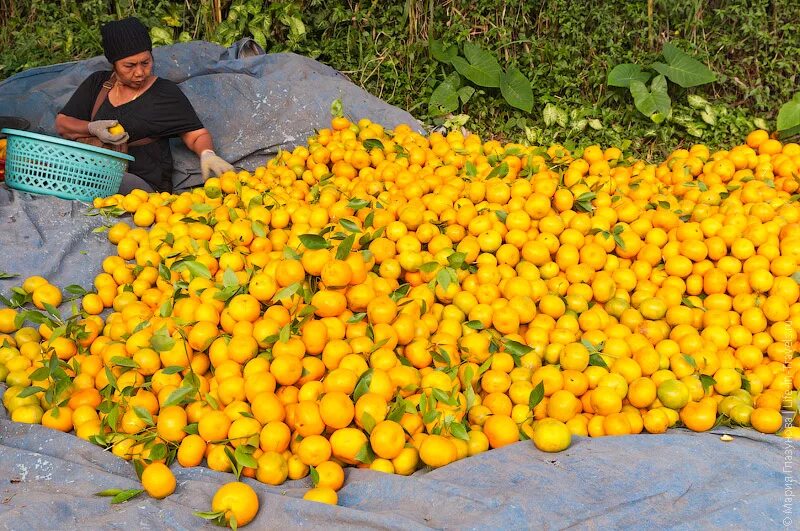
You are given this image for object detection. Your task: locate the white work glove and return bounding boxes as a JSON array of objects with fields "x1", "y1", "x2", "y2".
[
  {"x1": 87, "y1": 119, "x2": 129, "y2": 145},
  {"x1": 200, "y1": 149, "x2": 234, "y2": 179}
]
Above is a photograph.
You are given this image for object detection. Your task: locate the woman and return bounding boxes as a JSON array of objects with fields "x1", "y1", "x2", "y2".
[{"x1": 55, "y1": 17, "x2": 232, "y2": 193}]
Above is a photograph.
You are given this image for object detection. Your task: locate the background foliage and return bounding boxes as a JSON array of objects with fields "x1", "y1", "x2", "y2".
[{"x1": 1, "y1": 0, "x2": 798, "y2": 159}]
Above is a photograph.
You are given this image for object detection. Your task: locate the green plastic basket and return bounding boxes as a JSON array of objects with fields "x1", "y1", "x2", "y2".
[{"x1": 1, "y1": 128, "x2": 135, "y2": 202}]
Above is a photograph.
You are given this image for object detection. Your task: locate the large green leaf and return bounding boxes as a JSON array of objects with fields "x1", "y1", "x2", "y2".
[
  {"x1": 652, "y1": 43, "x2": 716, "y2": 88},
  {"x1": 429, "y1": 39, "x2": 458, "y2": 64},
  {"x1": 499, "y1": 67, "x2": 533, "y2": 112},
  {"x1": 607, "y1": 63, "x2": 651, "y2": 88},
  {"x1": 777, "y1": 93, "x2": 800, "y2": 137},
  {"x1": 428, "y1": 72, "x2": 461, "y2": 115},
  {"x1": 629, "y1": 75, "x2": 671, "y2": 120},
  {"x1": 451, "y1": 42, "x2": 501, "y2": 88}
]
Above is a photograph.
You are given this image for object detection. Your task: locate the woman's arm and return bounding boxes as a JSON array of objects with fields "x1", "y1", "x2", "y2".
[
  {"x1": 182, "y1": 128, "x2": 233, "y2": 179},
  {"x1": 55, "y1": 113, "x2": 91, "y2": 140},
  {"x1": 181, "y1": 128, "x2": 214, "y2": 156}
]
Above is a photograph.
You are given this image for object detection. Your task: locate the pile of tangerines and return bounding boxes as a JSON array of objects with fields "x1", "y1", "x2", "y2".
[{"x1": 1, "y1": 117, "x2": 800, "y2": 526}]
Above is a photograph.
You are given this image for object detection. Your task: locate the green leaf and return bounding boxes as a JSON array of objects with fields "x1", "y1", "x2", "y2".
[
  {"x1": 353, "y1": 369, "x2": 374, "y2": 402},
  {"x1": 150, "y1": 329, "x2": 176, "y2": 352},
  {"x1": 448, "y1": 421, "x2": 469, "y2": 441},
  {"x1": 433, "y1": 388, "x2": 458, "y2": 407},
  {"x1": 299, "y1": 234, "x2": 331, "y2": 250},
  {"x1": 629, "y1": 75, "x2": 671, "y2": 119},
  {"x1": 465, "y1": 320, "x2": 484, "y2": 330},
  {"x1": 486, "y1": 162, "x2": 509, "y2": 179},
  {"x1": 429, "y1": 39, "x2": 458, "y2": 63},
  {"x1": 432, "y1": 348, "x2": 451, "y2": 366},
  {"x1": 528, "y1": 381, "x2": 545, "y2": 410},
  {"x1": 362, "y1": 139, "x2": 385, "y2": 152},
  {"x1": 95, "y1": 489, "x2": 123, "y2": 497},
  {"x1": 163, "y1": 385, "x2": 197, "y2": 408},
  {"x1": 419, "y1": 261, "x2": 439, "y2": 275},
  {"x1": 338, "y1": 218, "x2": 362, "y2": 234},
  {"x1": 448, "y1": 252, "x2": 467, "y2": 270},
  {"x1": 234, "y1": 445, "x2": 259, "y2": 469},
  {"x1": 347, "y1": 198, "x2": 370, "y2": 211},
  {"x1": 354, "y1": 442, "x2": 375, "y2": 464},
  {"x1": 147, "y1": 443, "x2": 168, "y2": 462},
  {"x1": 252, "y1": 220, "x2": 266, "y2": 238},
  {"x1": 777, "y1": 93, "x2": 800, "y2": 136},
  {"x1": 457, "y1": 86, "x2": 475, "y2": 105},
  {"x1": 194, "y1": 510, "x2": 226, "y2": 522},
  {"x1": 223, "y1": 268, "x2": 239, "y2": 288},
  {"x1": 111, "y1": 356, "x2": 138, "y2": 369},
  {"x1": 435, "y1": 268, "x2": 451, "y2": 290},
  {"x1": 652, "y1": 43, "x2": 716, "y2": 88},
  {"x1": 17, "y1": 386, "x2": 45, "y2": 398},
  {"x1": 330, "y1": 99, "x2": 344, "y2": 118},
  {"x1": 191, "y1": 203, "x2": 213, "y2": 214},
  {"x1": 478, "y1": 355, "x2": 493, "y2": 375},
  {"x1": 274, "y1": 282, "x2": 302, "y2": 301},
  {"x1": 150, "y1": 27, "x2": 174, "y2": 46},
  {"x1": 347, "y1": 312, "x2": 366, "y2": 324},
  {"x1": 387, "y1": 397, "x2": 409, "y2": 422},
  {"x1": 64, "y1": 284, "x2": 88, "y2": 297},
  {"x1": 278, "y1": 323, "x2": 290, "y2": 344},
  {"x1": 110, "y1": 489, "x2": 144, "y2": 504},
  {"x1": 588, "y1": 353, "x2": 609, "y2": 369},
  {"x1": 360, "y1": 411, "x2": 376, "y2": 433},
  {"x1": 422, "y1": 410, "x2": 440, "y2": 425},
  {"x1": 607, "y1": 63, "x2": 651, "y2": 88},
  {"x1": 133, "y1": 406, "x2": 155, "y2": 426},
  {"x1": 451, "y1": 42, "x2": 502, "y2": 88},
  {"x1": 0, "y1": 271, "x2": 19, "y2": 280},
  {"x1": 429, "y1": 72, "x2": 461, "y2": 116},
  {"x1": 499, "y1": 67, "x2": 533, "y2": 112},
  {"x1": 741, "y1": 376, "x2": 751, "y2": 393},
  {"x1": 683, "y1": 354, "x2": 697, "y2": 367},
  {"x1": 699, "y1": 374, "x2": 717, "y2": 394},
  {"x1": 503, "y1": 339, "x2": 533, "y2": 357},
  {"x1": 543, "y1": 103, "x2": 567, "y2": 128},
  {"x1": 390, "y1": 283, "x2": 411, "y2": 302},
  {"x1": 335, "y1": 234, "x2": 356, "y2": 261},
  {"x1": 177, "y1": 260, "x2": 211, "y2": 280},
  {"x1": 29, "y1": 367, "x2": 50, "y2": 382}
]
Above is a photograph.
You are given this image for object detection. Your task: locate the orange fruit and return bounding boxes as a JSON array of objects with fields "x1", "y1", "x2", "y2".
[
  {"x1": 211, "y1": 481, "x2": 260, "y2": 527},
  {"x1": 141, "y1": 462, "x2": 176, "y2": 499},
  {"x1": 532, "y1": 418, "x2": 571, "y2": 452}
]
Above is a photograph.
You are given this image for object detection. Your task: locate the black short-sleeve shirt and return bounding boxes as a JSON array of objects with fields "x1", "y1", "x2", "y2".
[{"x1": 60, "y1": 70, "x2": 204, "y2": 192}]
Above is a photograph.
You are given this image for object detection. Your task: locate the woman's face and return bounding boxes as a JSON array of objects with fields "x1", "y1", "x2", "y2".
[{"x1": 114, "y1": 51, "x2": 153, "y2": 88}]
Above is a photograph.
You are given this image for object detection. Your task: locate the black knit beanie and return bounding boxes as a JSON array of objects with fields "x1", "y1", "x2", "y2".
[{"x1": 101, "y1": 17, "x2": 152, "y2": 64}]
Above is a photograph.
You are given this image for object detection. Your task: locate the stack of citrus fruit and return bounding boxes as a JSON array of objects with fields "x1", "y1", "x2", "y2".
[{"x1": 1, "y1": 118, "x2": 799, "y2": 525}]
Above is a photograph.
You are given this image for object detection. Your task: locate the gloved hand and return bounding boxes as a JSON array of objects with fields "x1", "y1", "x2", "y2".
[
  {"x1": 87, "y1": 119, "x2": 129, "y2": 145},
  {"x1": 201, "y1": 149, "x2": 234, "y2": 179}
]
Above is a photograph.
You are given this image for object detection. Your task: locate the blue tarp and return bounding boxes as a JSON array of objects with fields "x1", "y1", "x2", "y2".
[{"x1": 1, "y1": 388, "x2": 796, "y2": 529}]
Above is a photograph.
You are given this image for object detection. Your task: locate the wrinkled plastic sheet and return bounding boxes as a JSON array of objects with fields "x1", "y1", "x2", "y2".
[
  {"x1": 0, "y1": 39, "x2": 422, "y2": 191},
  {"x1": 0, "y1": 187, "x2": 110, "y2": 294},
  {"x1": 0, "y1": 385, "x2": 796, "y2": 530}
]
